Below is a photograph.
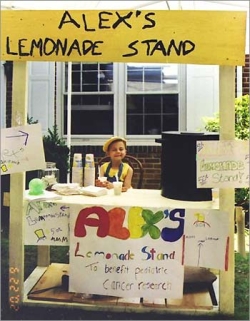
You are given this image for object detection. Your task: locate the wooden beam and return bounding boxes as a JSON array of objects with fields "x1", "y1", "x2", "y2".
[
  {"x1": 9, "y1": 61, "x2": 28, "y2": 311},
  {"x1": 218, "y1": 65, "x2": 235, "y2": 315},
  {"x1": 3, "y1": 192, "x2": 10, "y2": 207},
  {"x1": 235, "y1": 206, "x2": 246, "y2": 258}
]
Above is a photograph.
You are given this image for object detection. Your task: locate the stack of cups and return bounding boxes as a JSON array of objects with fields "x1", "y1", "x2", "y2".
[
  {"x1": 83, "y1": 154, "x2": 95, "y2": 187},
  {"x1": 71, "y1": 153, "x2": 83, "y2": 186}
]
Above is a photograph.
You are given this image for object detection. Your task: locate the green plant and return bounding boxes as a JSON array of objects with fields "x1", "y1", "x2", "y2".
[
  {"x1": 27, "y1": 115, "x2": 38, "y2": 124},
  {"x1": 202, "y1": 95, "x2": 249, "y2": 225},
  {"x1": 202, "y1": 113, "x2": 220, "y2": 132},
  {"x1": 43, "y1": 125, "x2": 70, "y2": 183},
  {"x1": 235, "y1": 95, "x2": 250, "y2": 140},
  {"x1": 203, "y1": 94, "x2": 250, "y2": 140},
  {"x1": 27, "y1": 116, "x2": 70, "y2": 183},
  {"x1": 234, "y1": 252, "x2": 250, "y2": 319}
]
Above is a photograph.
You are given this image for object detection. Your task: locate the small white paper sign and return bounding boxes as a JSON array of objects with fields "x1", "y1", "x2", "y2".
[
  {"x1": 197, "y1": 140, "x2": 249, "y2": 188},
  {"x1": 24, "y1": 201, "x2": 70, "y2": 245},
  {"x1": 1, "y1": 123, "x2": 46, "y2": 175},
  {"x1": 183, "y1": 209, "x2": 230, "y2": 270}
]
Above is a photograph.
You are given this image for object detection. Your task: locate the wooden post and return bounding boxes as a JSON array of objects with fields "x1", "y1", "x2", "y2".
[
  {"x1": 219, "y1": 66, "x2": 235, "y2": 315},
  {"x1": 9, "y1": 61, "x2": 27, "y2": 310},
  {"x1": 235, "y1": 206, "x2": 246, "y2": 258}
]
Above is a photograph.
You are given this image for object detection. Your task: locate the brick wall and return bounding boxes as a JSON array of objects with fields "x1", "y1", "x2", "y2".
[
  {"x1": 242, "y1": 54, "x2": 249, "y2": 95},
  {"x1": 235, "y1": 54, "x2": 249, "y2": 96}
]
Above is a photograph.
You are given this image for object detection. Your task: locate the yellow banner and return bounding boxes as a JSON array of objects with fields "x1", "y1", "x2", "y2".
[{"x1": 1, "y1": 10, "x2": 246, "y2": 65}]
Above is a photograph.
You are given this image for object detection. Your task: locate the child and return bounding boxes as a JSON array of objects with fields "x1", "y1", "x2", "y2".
[{"x1": 96, "y1": 137, "x2": 133, "y2": 192}]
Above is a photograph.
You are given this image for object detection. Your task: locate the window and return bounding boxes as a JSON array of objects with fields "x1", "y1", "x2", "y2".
[
  {"x1": 64, "y1": 62, "x2": 114, "y2": 135},
  {"x1": 126, "y1": 63, "x2": 178, "y2": 135},
  {"x1": 63, "y1": 62, "x2": 179, "y2": 139}
]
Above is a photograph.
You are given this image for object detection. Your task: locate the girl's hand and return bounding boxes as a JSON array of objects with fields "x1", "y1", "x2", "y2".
[
  {"x1": 106, "y1": 181, "x2": 113, "y2": 189},
  {"x1": 96, "y1": 180, "x2": 127, "y2": 191},
  {"x1": 95, "y1": 179, "x2": 108, "y2": 188}
]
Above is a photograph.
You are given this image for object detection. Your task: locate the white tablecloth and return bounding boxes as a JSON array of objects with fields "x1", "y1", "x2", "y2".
[{"x1": 43, "y1": 188, "x2": 218, "y2": 209}]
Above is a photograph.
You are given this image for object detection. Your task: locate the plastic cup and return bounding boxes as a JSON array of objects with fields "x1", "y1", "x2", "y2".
[
  {"x1": 99, "y1": 177, "x2": 107, "y2": 183},
  {"x1": 113, "y1": 181, "x2": 123, "y2": 195},
  {"x1": 73, "y1": 153, "x2": 82, "y2": 167}
]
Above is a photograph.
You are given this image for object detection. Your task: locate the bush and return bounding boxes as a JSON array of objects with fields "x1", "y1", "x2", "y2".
[
  {"x1": 203, "y1": 94, "x2": 249, "y2": 140},
  {"x1": 27, "y1": 117, "x2": 70, "y2": 183},
  {"x1": 43, "y1": 125, "x2": 70, "y2": 183}
]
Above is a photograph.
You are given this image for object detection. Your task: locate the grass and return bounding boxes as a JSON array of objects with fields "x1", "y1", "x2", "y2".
[
  {"x1": 1, "y1": 223, "x2": 249, "y2": 320},
  {"x1": 234, "y1": 252, "x2": 250, "y2": 319}
]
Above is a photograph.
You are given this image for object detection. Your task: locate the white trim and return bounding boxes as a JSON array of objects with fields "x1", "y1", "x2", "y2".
[
  {"x1": 28, "y1": 61, "x2": 55, "y2": 133},
  {"x1": 117, "y1": 63, "x2": 126, "y2": 136},
  {"x1": 56, "y1": 62, "x2": 63, "y2": 137},
  {"x1": 68, "y1": 138, "x2": 162, "y2": 147},
  {"x1": 236, "y1": 66, "x2": 243, "y2": 98},
  {"x1": 178, "y1": 64, "x2": 187, "y2": 131},
  {"x1": 66, "y1": 62, "x2": 72, "y2": 152}
]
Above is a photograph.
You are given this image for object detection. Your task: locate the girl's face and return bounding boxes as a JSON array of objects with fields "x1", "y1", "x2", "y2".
[{"x1": 107, "y1": 141, "x2": 126, "y2": 160}]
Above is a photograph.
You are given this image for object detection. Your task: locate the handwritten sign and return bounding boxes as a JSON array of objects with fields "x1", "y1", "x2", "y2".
[
  {"x1": 24, "y1": 201, "x2": 69, "y2": 245},
  {"x1": 66, "y1": 204, "x2": 229, "y2": 298},
  {"x1": 1, "y1": 124, "x2": 46, "y2": 175},
  {"x1": 1, "y1": 10, "x2": 246, "y2": 65},
  {"x1": 24, "y1": 200, "x2": 230, "y2": 296},
  {"x1": 197, "y1": 140, "x2": 249, "y2": 188},
  {"x1": 183, "y1": 209, "x2": 229, "y2": 271},
  {"x1": 69, "y1": 205, "x2": 184, "y2": 299}
]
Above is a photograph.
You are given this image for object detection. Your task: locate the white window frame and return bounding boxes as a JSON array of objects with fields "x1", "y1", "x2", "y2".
[{"x1": 57, "y1": 62, "x2": 186, "y2": 146}]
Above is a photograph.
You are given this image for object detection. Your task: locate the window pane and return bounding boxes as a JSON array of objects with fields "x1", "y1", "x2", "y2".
[
  {"x1": 72, "y1": 71, "x2": 80, "y2": 92},
  {"x1": 64, "y1": 63, "x2": 114, "y2": 135},
  {"x1": 145, "y1": 115, "x2": 161, "y2": 135},
  {"x1": 144, "y1": 67, "x2": 162, "y2": 83},
  {"x1": 64, "y1": 95, "x2": 114, "y2": 135},
  {"x1": 81, "y1": 63, "x2": 97, "y2": 91},
  {"x1": 64, "y1": 110, "x2": 113, "y2": 135},
  {"x1": 144, "y1": 95, "x2": 161, "y2": 113},
  {"x1": 163, "y1": 94, "x2": 179, "y2": 113},
  {"x1": 126, "y1": 94, "x2": 178, "y2": 135},
  {"x1": 127, "y1": 95, "x2": 143, "y2": 114},
  {"x1": 126, "y1": 63, "x2": 179, "y2": 136},
  {"x1": 163, "y1": 114, "x2": 179, "y2": 131},
  {"x1": 126, "y1": 63, "x2": 178, "y2": 93},
  {"x1": 127, "y1": 115, "x2": 143, "y2": 135}
]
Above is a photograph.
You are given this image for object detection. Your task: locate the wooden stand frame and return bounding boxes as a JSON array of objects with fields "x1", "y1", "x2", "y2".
[
  {"x1": 23, "y1": 262, "x2": 219, "y2": 313},
  {"x1": 5, "y1": 8, "x2": 243, "y2": 316},
  {"x1": 8, "y1": 62, "x2": 235, "y2": 316}
]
